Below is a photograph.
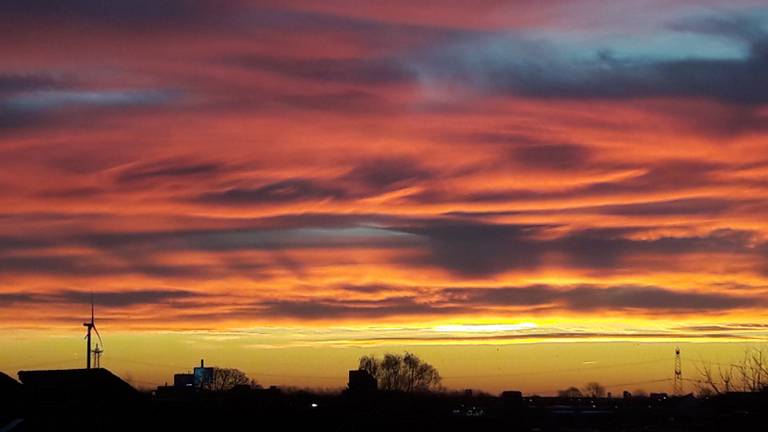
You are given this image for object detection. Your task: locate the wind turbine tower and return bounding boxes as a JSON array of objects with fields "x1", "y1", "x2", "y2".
[{"x1": 83, "y1": 293, "x2": 103, "y2": 369}]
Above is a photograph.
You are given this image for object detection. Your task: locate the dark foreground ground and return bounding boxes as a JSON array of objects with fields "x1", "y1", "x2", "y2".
[{"x1": 2, "y1": 387, "x2": 767, "y2": 432}]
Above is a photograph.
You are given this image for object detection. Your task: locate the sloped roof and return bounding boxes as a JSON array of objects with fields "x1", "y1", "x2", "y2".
[
  {"x1": 0, "y1": 371, "x2": 21, "y2": 394},
  {"x1": 18, "y1": 368, "x2": 138, "y2": 401}
]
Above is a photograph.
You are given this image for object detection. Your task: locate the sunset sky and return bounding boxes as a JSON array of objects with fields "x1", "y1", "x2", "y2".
[{"x1": 1, "y1": 0, "x2": 768, "y2": 394}]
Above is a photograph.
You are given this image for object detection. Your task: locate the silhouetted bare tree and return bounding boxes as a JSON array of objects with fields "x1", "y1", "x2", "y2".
[
  {"x1": 358, "y1": 355, "x2": 379, "y2": 380},
  {"x1": 358, "y1": 352, "x2": 441, "y2": 392},
  {"x1": 557, "y1": 386, "x2": 582, "y2": 398},
  {"x1": 211, "y1": 367, "x2": 250, "y2": 391},
  {"x1": 696, "y1": 346, "x2": 768, "y2": 395},
  {"x1": 582, "y1": 382, "x2": 606, "y2": 398},
  {"x1": 736, "y1": 346, "x2": 767, "y2": 392},
  {"x1": 697, "y1": 362, "x2": 724, "y2": 395}
]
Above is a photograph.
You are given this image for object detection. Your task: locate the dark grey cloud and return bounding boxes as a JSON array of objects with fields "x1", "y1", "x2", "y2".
[
  {"x1": 553, "y1": 227, "x2": 757, "y2": 270},
  {"x1": 564, "y1": 285, "x2": 755, "y2": 311},
  {"x1": 0, "y1": 289, "x2": 201, "y2": 308},
  {"x1": 407, "y1": 160, "x2": 725, "y2": 205},
  {"x1": 340, "y1": 284, "x2": 400, "y2": 294},
  {"x1": 398, "y1": 221, "x2": 546, "y2": 276},
  {"x1": 1, "y1": 88, "x2": 175, "y2": 132},
  {"x1": 2, "y1": 283, "x2": 761, "y2": 321},
  {"x1": 0, "y1": 0, "x2": 225, "y2": 28},
  {"x1": 272, "y1": 90, "x2": 396, "y2": 114},
  {"x1": 443, "y1": 285, "x2": 557, "y2": 306},
  {"x1": 0, "y1": 215, "x2": 413, "y2": 262},
  {"x1": 196, "y1": 179, "x2": 348, "y2": 205},
  {"x1": 444, "y1": 284, "x2": 762, "y2": 312},
  {"x1": 0, "y1": 214, "x2": 764, "y2": 279},
  {"x1": 0, "y1": 255, "x2": 98, "y2": 276},
  {"x1": 412, "y1": 12, "x2": 768, "y2": 104},
  {"x1": 244, "y1": 8, "x2": 481, "y2": 52},
  {"x1": 247, "y1": 212, "x2": 400, "y2": 230},
  {"x1": 393, "y1": 218, "x2": 762, "y2": 276},
  {"x1": 231, "y1": 282, "x2": 764, "y2": 321},
  {"x1": 258, "y1": 296, "x2": 458, "y2": 320},
  {"x1": 342, "y1": 158, "x2": 433, "y2": 190},
  {"x1": 512, "y1": 143, "x2": 592, "y2": 169},
  {"x1": 444, "y1": 197, "x2": 739, "y2": 218},
  {"x1": 0, "y1": 293, "x2": 36, "y2": 305},
  {"x1": 0, "y1": 254, "x2": 216, "y2": 278},
  {"x1": 396, "y1": 221, "x2": 561, "y2": 275},
  {"x1": 0, "y1": 105, "x2": 46, "y2": 131},
  {"x1": 232, "y1": 55, "x2": 413, "y2": 85},
  {"x1": 212, "y1": 89, "x2": 396, "y2": 115},
  {"x1": 2, "y1": 90, "x2": 172, "y2": 115},
  {"x1": 0, "y1": 236, "x2": 52, "y2": 252},
  {"x1": 589, "y1": 197, "x2": 733, "y2": 216},
  {"x1": 55, "y1": 289, "x2": 201, "y2": 306},
  {"x1": 0, "y1": 73, "x2": 60, "y2": 96},
  {"x1": 167, "y1": 295, "x2": 461, "y2": 322},
  {"x1": 116, "y1": 159, "x2": 224, "y2": 184}
]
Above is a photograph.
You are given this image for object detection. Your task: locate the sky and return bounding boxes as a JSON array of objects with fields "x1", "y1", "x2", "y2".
[{"x1": 1, "y1": 0, "x2": 768, "y2": 394}]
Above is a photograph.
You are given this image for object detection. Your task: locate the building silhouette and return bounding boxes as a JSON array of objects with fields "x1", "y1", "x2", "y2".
[
  {"x1": 174, "y1": 373, "x2": 195, "y2": 388},
  {"x1": 193, "y1": 359, "x2": 213, "y2": 390},
  {"x1": 347, "y1": 369, "x2": 377, "y2": 394},
  {"x1": 0, "y1": 371, "x2": 23, "y2": 428},
  {"x1": 18, "y1": 368, "x2": 139, "y2": 405}
]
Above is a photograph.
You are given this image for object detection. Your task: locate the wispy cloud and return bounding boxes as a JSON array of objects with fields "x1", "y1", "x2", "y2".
[{"x1": 0, "y1": 1, "x2": 766, "y2": 344}]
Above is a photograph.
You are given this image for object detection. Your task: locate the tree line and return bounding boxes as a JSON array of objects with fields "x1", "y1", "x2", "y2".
[
  {"x1": 358, "y1": 352, "x2": 442, "y2": 392},
  {"x1": 191, "y1": 347, "x2": 768, "y2": 396}
]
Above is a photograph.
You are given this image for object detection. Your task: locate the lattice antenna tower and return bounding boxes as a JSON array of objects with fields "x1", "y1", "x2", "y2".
[{"x1": 673, "y1": 347, "x2": 683, "y2": 395}]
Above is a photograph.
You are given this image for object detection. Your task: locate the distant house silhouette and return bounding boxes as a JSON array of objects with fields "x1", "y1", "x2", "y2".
[
  {"x1": 174, "y1": 373, "x2": 195, "y2": 388},
  {"x1": 501, "y1": 390, "x2": 523, "y2": 409},
  {"x1": 0, "y1": 371, "x2": 23, "y2": 426},
  {"x1": 0, "y1": 371, "x2": 21, "y2": 396},
  {"x1": 347, "y1": 369, "x2": 377, "y2": 393},
  {"x1": 18, "y1": 368, "x2": 139, "y2": 406}
]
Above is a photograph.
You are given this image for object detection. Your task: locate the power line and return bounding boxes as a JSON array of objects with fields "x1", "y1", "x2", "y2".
[
  {"x1": 441, "y1": 358, "x2": 668, "y2": 380},
  {"x1": 107, "y1": 357, "x2": 191, "y2": 370},
  {"x1": 246, "y1": 372, "x2": 342, "y2": 380},
  {"x1": 106, "y1": 358, "x2": 345, "y2": 381},
  {"x1": 3, "y1": 357, "x2": 81, "y2": 371},
  {"x1": 683, "y1": 358, "x2": 743, "y2": 369},
  {"x1": 603, "y1": 378, "x2": 671, "y2": 389},
  {"x1": 539, "y1": 378, "x2": 671, "y2": 395}
]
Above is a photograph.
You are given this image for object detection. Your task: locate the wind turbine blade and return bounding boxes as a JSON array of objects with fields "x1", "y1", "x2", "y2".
[
  {"x1": 90, "y1": 291, "x2": 95, "y2": 323},
  {"x1": 93, "y1": 325, "x2": 104, "y2": 348}
]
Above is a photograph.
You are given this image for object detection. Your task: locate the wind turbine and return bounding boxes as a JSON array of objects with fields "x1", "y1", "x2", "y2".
[{"x1": 83, "y1": 292, "x2": 104, "y2": 369}]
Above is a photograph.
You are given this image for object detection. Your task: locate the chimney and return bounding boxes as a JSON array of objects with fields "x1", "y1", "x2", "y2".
[{"x1": 201, "y1": 359, "x2": 204, "y2": 368}]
